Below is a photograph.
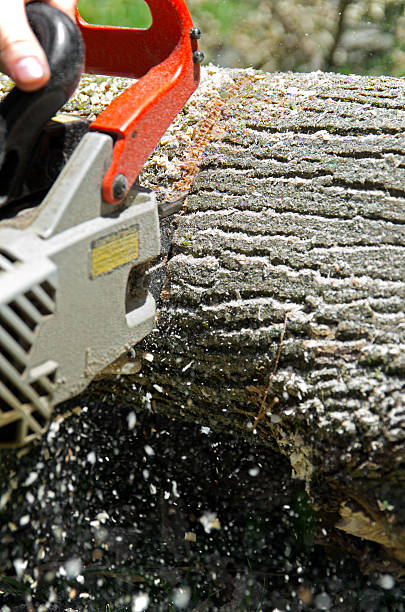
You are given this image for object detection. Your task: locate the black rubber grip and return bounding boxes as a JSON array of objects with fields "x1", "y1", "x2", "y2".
[{"x1": 0, "y1": 2, "x2": 84, "y2": 205}]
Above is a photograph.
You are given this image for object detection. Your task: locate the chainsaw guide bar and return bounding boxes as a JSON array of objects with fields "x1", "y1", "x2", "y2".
[{"x1": 0, "y1": 1, "x2": 201, "y2": 447}]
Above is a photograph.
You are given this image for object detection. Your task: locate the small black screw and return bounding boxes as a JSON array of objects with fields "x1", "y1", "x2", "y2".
[
  {"x1": 112, "y1": 174, "x2": 128, "y2": 200},
  {"x1": 190, "y1": 26, "x2": 201, "y2": 40},
  {"x1": 193, "y1": 50, "x2": 204, "y2": 64}
]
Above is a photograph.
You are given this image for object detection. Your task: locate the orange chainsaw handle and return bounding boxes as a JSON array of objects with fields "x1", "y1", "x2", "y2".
[{"x1": 76, "y1": 0, "x2": 202, "y2": 204}]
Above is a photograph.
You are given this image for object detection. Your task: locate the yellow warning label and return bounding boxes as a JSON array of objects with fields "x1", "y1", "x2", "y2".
[{"x1": 91, "y1": 225, "x2": 139, "y2": 278}]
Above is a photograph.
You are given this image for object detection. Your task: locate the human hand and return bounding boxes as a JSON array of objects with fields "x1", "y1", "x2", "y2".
[{"x1": 0, "y1": 0, "x2": 78, "y2": 92}]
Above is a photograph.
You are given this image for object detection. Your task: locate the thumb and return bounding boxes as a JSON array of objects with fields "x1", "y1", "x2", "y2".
[{"x1": 0, "y1": 0, "x2": 50, "y2": 91}]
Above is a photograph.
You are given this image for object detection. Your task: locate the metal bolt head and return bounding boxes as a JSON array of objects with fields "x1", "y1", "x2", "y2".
[
  {"x1": 193, "y1": 50, "x2": 204, "y2": 64},
  {"x1": 112, "y1": 174, "x2": 128, "y2": 200},
  {"x1": 190, "y1": 26, "x2": 201, "y2": 40}
]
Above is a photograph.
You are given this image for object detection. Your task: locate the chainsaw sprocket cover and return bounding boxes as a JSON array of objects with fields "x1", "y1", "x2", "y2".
[{"x1": 0, "y1": 133, "x2": 160, "y2": 447}]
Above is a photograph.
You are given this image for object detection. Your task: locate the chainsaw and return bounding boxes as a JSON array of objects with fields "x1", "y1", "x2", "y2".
[{"x1": 0, "y1": 0, "x2": 202, "y2": 447}]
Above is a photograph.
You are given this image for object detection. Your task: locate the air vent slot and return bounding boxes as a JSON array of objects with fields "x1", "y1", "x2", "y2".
[{"x1": 0, "y1": 260, "x2": 58, "y2": 447}]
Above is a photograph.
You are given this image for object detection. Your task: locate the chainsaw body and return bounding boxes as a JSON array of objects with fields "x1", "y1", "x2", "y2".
[{"x1": 0, "y1": 1, "x2": 201, "y2": 446}]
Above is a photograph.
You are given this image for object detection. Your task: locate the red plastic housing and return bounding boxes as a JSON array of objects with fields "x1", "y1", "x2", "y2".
[{"x1": 76, "y1": 0, "x2": 200, "y2": 203}]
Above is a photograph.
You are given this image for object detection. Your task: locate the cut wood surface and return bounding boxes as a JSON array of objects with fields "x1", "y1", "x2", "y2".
[{"x1": 1, "y1": 67, "x2": 404, "y2": 570}]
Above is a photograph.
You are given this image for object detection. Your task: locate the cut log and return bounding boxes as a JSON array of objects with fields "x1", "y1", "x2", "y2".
[
  {"x1": 1, "y1": 67, "x2": 404, "y2": 573},
  {"x1": 99, "y1": 67, "x2": 405, "y2": 571}
]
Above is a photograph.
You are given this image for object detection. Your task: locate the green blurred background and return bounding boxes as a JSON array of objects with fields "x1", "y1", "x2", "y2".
[{"x1": 78, "y1": 0, "x2": 405, "y2": 76}]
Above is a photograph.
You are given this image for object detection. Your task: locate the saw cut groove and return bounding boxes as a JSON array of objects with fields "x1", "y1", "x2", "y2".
[{"x1": 169, "y1": 74, "x2": 254, "y2": 198}]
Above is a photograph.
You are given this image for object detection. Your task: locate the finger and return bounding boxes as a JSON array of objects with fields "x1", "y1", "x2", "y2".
[{"x1": 0, "y1": 0, "x2": 50, "y2": 91}]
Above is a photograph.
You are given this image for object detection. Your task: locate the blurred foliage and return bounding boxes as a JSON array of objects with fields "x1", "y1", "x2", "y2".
[
  {"x1": 78, "y1": 0, "x2": 152, "y2": 28},
  {"x1": 78, "y1": 0, "x2": 405, "y2": 75}
]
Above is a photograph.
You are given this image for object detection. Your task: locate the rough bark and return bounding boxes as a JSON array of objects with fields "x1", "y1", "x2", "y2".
[
  {"x1": 114, "y1": 67, "x2": 405, "y2": 571},
  {"x1": 1, "y1": 67, "x2": 404, "y2": 572}
]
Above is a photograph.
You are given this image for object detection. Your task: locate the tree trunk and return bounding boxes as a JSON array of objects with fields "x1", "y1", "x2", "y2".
[
  {"x1": 100, "y1": 67, "x2": 405, "y2": 570},
  {"x1": 1, "y1": 67, "x2": 405, "y2": 572}
]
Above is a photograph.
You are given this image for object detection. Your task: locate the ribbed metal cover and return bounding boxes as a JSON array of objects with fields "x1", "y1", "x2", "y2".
[{"x1": 0, "y1": 251, "x2": 57, "y2": 447}]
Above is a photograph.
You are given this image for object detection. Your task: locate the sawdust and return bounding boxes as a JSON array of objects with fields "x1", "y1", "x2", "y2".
[
  {"x1": 140, "y1": 65, "x2": 257, "y2": 202},
  {"x1": 168, "y1": 73, "x2": 254, "y2": 199}
]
